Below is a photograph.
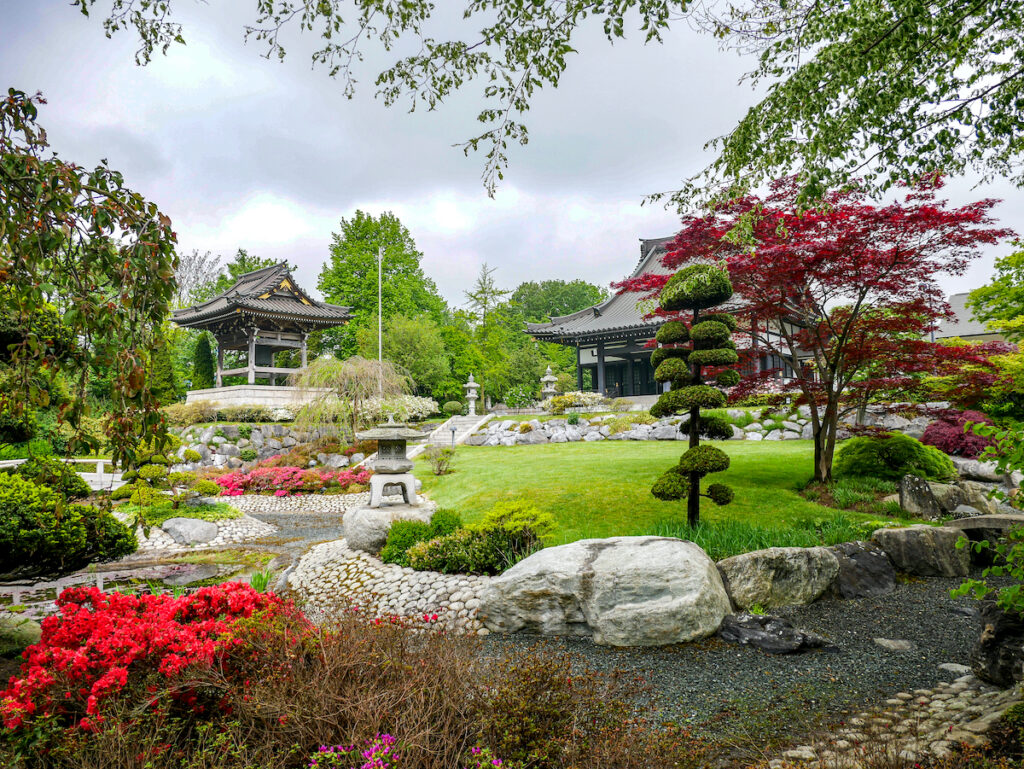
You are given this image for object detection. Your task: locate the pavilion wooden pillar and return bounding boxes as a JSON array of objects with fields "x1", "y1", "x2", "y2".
[
  {"x1": 626, "y1": 356, "x2": 634, "y2": 397},
  {"x1": 300, "y1": 333, "x2": 308, "y2": 369},
  {"x1": 216, "y1": 342, "x2": 224, "y2": 388},
  {"x1": 596, "y1": 341, "x2": 606, "y2": 396},
  {"x1": 576, "y1": 344, "x2": 583, "y2": 391},
  {"x1": 247, "y1": 328, "x2": 256, "y2": 385}
]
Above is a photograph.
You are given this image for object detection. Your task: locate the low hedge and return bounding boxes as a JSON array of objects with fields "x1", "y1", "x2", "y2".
[
  {"x1": 14, "y1": 457, "x2": 90, "y2": 500},
  {"x1": 834, "y1": 432, "x2": 955, "y2": 482}
]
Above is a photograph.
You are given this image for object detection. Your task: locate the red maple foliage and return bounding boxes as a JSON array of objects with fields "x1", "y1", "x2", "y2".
[{"x1": 616, "y1": 177, "x2": 1013, "y2": 481}]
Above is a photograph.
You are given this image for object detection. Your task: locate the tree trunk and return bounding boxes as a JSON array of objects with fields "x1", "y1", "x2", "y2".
[
  {"x1": 688, "y1": 403, "x2": 700, "y2": 527},
  {"x1": 813, "y1": 401, "x2": 838, "y2": 483}
]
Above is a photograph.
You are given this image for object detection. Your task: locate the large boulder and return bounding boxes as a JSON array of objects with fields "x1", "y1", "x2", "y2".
[
  {"x1": 871, "y1": 525, "x2": 969, "y2": 577},
  {"x1": 162, "y1": 517, "x2": 219, "y2": 545},
  {"x1": 899, "y1": 475, "x2": 943, "y2": 519},
  {"x1": 828, "y1": 540, "x2": 896, "y2": 599},
  {"x1": 971, "y1": 602, "x2": 1024, "y2": 688},
  {"x1": 717, "y1": 547, "x2": 839, "y2": 609},
  {"x1": 479, "y1": 536, "x2": 732, "y2": 647},
  {"x1": 342, "y1": 503, "x2": 434, "y2": 554}
]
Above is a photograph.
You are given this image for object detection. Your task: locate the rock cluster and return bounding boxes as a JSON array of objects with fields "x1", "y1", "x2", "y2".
[
  {"x1": 772, "y1": 673, "x2": 1022, "y2": 767},
  {"x1": 287, "y1": 538, "x2": 490, "y2": 635},
  {"x1": 718, "y1": 547, "x2": 840, "y2": 610},
  {"x1": 899, "y1": 459, "x2": 1021, "y2": 521},
  {"x1": 342, "y1": 502, "x2": 437, "y2": 554},
  {"x1": 170, "y1": 422, "x2": 359, "y2": 471}
]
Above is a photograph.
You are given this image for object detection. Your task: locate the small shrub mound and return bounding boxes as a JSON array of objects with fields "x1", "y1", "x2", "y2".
[
  {"x1": 0, "y1": 473, "x2": 135, "y2": 579},
  {"x1": 834, "y1": 431, "x2": 955, "y2": 481},
  {"x1": 14, "y1": 456, "x2": 90, "y2": 500},
  {"x1": 407, "y1": 501, "x2": 554, "y2": 575},
  {"x1": 380, "y1": 509, "x2": 464, "y2": 568},
  {"x1": 922, "y1": 409, "x2": 996, "y2": 458}
]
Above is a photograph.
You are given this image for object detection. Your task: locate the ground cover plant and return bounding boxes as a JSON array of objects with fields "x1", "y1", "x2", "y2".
[
  {"x1": 417, "y1": 441, "x2": 908, "y2": 546},
  {"x1": 115, "y1": 500, "x2": 242, "y2": 529},
  {"x1": 834, "y1": 432, "x2": 955, "y2": 482},
  {"x1": 0, "y1": 584, "x2": 711, "y2": 769}
]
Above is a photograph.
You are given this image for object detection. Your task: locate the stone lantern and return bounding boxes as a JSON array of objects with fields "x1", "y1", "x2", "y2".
[
  {"x1": 463, "y1": 373, "x2": 481, "y2": 416},
  {"x1": 356, "y1": 417, "x2": 423, "y2": 508},
  {"x1": 540, "y1": 366, "x2": 558, "y2": 399}
]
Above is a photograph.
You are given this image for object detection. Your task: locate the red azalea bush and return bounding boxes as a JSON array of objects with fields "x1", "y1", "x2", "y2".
[
  {"x1": 921, "y1": 409, "x2": 996, "y2": 458},
  {"x1": 0, "y1": 583, "x2": 304, "y2": 732},
  {"x1": 215, "y1": 466, "x2": 372, "y2": 496}
]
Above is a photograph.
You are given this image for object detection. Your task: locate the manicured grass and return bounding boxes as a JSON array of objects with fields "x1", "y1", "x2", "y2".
[
  {"x1": 417, "y1": 440, "x2": 907, "y2": 546},
  {"x1": 118, "y1": 501, "x2": 242, "y2": 528}
]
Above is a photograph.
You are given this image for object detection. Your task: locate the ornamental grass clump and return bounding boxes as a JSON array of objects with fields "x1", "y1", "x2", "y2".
[{"x1": 649, "y1": 264, "x2": 739, "y2": 526}]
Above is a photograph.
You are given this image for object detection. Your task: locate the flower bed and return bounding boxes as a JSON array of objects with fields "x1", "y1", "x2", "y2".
[{"x1": 215, "y1": 466, "x2": 372, "y2": 497}]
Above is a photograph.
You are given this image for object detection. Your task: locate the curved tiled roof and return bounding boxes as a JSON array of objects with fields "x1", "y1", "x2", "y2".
[
  {"x1": 173, "y1": 263, "x2": 350, "y2": 329},
  {"x1": 526, "y1": 236, "x2": 673, "y2": 343}
]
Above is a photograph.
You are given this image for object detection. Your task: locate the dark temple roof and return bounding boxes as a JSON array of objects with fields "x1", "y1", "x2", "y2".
[
  {"x1": 172, "y1": 263, "x2": 350, "y2": 332},
  {"x1": 526, "y1": 237, "x2": 674, "y2": 344},
  {"x1": 933, "y1": 292, "x2": 1002, "y2": 340}
]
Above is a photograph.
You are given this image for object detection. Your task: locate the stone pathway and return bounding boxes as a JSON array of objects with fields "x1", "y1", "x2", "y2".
[
  {"x1": 288, "y1": 538, "x2": 490, "y2": 635},
  {"x1": 126, "y1": 514, "x2": 278, "y2": 557},
  {"x1": 227, "y1": 492, "x2": 369, "y2": 515},
  {"x1": 774, "y1": 673, "x2": 1022, "y2": 767}
]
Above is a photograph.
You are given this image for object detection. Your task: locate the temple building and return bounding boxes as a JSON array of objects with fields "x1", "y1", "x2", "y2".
[
  {"x1": 527, "y1": 237, "x2": 673, "y2": 398},
  {"x1": 173, "y1": 263, "x2": 350, "y2": 391}
]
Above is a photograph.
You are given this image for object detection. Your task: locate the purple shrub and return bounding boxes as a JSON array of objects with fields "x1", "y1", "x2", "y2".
[{"x1": 921, "y1": 409, "x2": 995, "y2": 458}]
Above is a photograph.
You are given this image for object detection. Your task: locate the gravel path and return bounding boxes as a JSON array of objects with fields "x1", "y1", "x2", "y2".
[{"x1": 481, "y1": 576, "x2": 995, "y2": 744}]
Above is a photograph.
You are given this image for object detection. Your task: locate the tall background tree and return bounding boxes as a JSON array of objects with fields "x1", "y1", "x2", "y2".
[
  {"x1": 0, "y1": 89, "x2": 177, "y2": 462},
  {"x1": 968, "y1": 242, "x2": 1024, "y2": 342},
  {"x1": 619, "y1": 177, "x2": 1012, "y2": 482},
  {"x1": 318, "y1": 211, "x2": 447, "y2": 358},
  {"x1": 75, "y1": 1, "x2": 1024, "y2": 202}
]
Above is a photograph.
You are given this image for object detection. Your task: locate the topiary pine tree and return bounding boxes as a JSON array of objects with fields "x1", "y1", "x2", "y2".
[
  {"x1": 649, "y1": 264, "x2": 739, "y2": 527},
  {"x1": 193, "y1": 334, "x2": 215, "y2": 390}
]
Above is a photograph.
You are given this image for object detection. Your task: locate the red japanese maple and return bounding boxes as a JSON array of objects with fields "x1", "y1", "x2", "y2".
[{"x1": 617, "y1": 177, "x2": 1013, "y2": 481}]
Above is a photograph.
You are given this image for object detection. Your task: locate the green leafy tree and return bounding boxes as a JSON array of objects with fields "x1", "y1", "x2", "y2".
[
  {"x1": 1, "y1": 89, "x2": 177, "y2": 464},
  {"x1": 968, "y1": 243, "x2": 1024, "y2": 342},
  {"x1": 510, "y1": 279, "x2": 608, "y2": 322},
  {"x1": 192, "y1": 333, "x2": 215, "y2": 390},
  {"x1": 192, "y1": 249, "x2": 291, "y2": 304},
  {"x1": 357, "y1": 313, "x2": 450, "y2": 397},
  {"x1": 148, "y1": 332, "x2": 180, "y2": 405},
  {"x1": 648, "y1": 265, "x2": 738, "y2": 527},
  {"x1": 75, "y1": 2, "x2": 1024, "y2": 201},
  {"x1": 319, "y1": 211, "x2": 447, "y2": 358}
]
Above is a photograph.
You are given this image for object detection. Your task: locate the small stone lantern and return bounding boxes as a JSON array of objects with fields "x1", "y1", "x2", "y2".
[
  {"x1": 464, "y1": 373, "x2": 481, "y2": 416},
  {"x1": 540, "y1": 366, "x2": 558, "y2": 399},
  {"x1": 356, "y1": 417, "x2": 423, "y2": 508}
]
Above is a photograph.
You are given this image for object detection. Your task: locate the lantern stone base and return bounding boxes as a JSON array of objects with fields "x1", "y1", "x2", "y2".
[
  {"x1": 368, "y1": 473, "x2": 419, "y2": 508},
  {"x1": 343, "y1": 501, "x2": 436, "y2": 554}
]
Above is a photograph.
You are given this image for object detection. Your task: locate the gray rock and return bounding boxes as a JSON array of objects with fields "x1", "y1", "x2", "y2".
[
  {"x1": 782, "y1": 420, "x2": 802, "y2": 432},
  {"x1": 199, "y1": 427, "x2": 216, "y2": 444},
  {"x1": 880, "y1": 414, "x2": 912, "y2": 431},
  {"x1": 871, "y1": 525, "x2": 970, "y2": 577},
  {"x1": 782, "y1": 431, "x2": 801, "y2": 440},
  {"x1": 727, "y1": 409, "x2": 745, "y2": 420},
  {"x1": 464, "y1": 433, "x2": 487, "y2": 446},
  {"x1": 971, "y1": 601, "x2": 1024, "y2": 688},
  {"x1": 548, "y1": 431, "x2": 568, "y2": 444},
  {"x1": 162, "y1": 517, "x2": 219, "y2": 545},
  {"x1": 598, "y1": 425, "x2": 612, "y2": 437},
  {"x1": 718, "y1": 613, "x2": 833, "y2": 654},
  {"x1": 516, "y1": 430, "x2": 549, "y2": 445},
  {"x1": 952, "y1": 456, "x2": 1004, "y2": 483},
  {"x1": 745, "y1": 422, "x2": 764, "y2": 432},
  {"x1": 800, "y1": 423, "x2": 814, "y2": 440},
  {"x1": 828, "y1": 540, "x2": 896, "y2": 599},
  {"x1": 220, "y1": 424, "x2": 240, "y2": 439},
  {"x1": 270, "y1": 424, "x2": 289, "y2": 438},
  {"x1": 874, "y1": 637, "x2": 916, "y2": 651},
  {"x1": 342, "y1": 504, "x2": 434, "y2": 554},
  {"x1": 730, "y1": 425, "x2": 745, "y2": 440},
  {"x1": 226, "y1": 457, "x2": 243, "y2": 469},
  {"x1": 479, "y1": 536, "x2": 731, "y2": 647},
  {"x1": 952, "y1": 504, "x2": 983, "y2": 518},
  {"x1": 763, "y1": 430, "x2": 783, "y2": 441},
  {"x1": 902, "y1": 416, "x2": 932, "y2": 440},
  {"x1": 651, "y1": 425, "x2": 679, "y2": 440},
  {"x1": 564, "y1": 427, "x2": 582, "y2": 441},
  {"x1": 163, "y1": 564, "x2": 220, "y2": 586},
  {"x1": 211, "y1": 435, "x2": 227, "y2": 446},
  {"x1": 281, "y1": 436, "x2": 297, "y2": 448},
  {"x1": 0, "y1": 615, "x2": 42, "y2": 658},
  {"x1": 350, "y1": 452, "x2": 365, "y2": 464},
  {"x1": 929, "y1": 481, "x2": 965, "y2": 513},
  {"x1": 219, "y1": 444, "x2": 241, "y2": 458},
  {"x1": 249, "y1": 431, "x2": 264, "y2": 447},
  {"x1": 899, "y1": 475, "x2": 943, "y2": 520},
  {"x1": 938, "y1": 662, "x2": 973, "y2": 677},
  {"x1": 265, "y1": 438, "x2": 282, "y2": 451},
  {"x1": 958, "y1": 480, "x2": 1002, "y2": 515},
  {"x1": 745, "y1": 432, "x2": 764, "y2": 441},
  {"x1": 717, "y1": 547, "x2": 840, "y2": 610},
  {"x1": 583, "y1": 432, "x2": 604, "y2": 442}
]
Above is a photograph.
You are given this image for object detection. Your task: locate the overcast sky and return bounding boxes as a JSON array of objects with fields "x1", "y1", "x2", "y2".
[{"x1": 4, "y1": 1, "x2": 1021, "y2": 308}]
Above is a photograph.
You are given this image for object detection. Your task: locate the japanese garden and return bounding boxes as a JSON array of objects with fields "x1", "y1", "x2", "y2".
[{"x1": 4, "y1": 2, "x2": 1024, "y2": 768}]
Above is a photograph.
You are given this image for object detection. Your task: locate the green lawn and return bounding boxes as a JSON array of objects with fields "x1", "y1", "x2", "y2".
[{"x1": 417, "y1": 440, "x2": 904, "y2": 546}]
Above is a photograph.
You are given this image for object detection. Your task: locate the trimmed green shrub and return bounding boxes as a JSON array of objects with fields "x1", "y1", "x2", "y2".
[
  {"x1": 443, "y1": 401, "x2": 463, "y2": 416},
  {"x1": 237, "y1": 424, "x2": 253, "y2": 439},
  {"x1": 138, "y1": 464, "x2": 168, "y2": 481},
  {"x1": 679, "y1": 414, "x2": 733, "y2": 440},
  {"x1": 701, "y1": 312, "x2": 738, "y2": 332},
  {"x1": 678, "y1": 445, "x2": 731, "y2": 475},
  {"x1": 0, "y1": 472, "x2": 136, "y2": 578},
  {"x1": 649, "y1": 346, "x2": 688, "y2": 369},
  {"x1": 380, "y1": 520, "x2": 434, "y2": 567},
  {"x1": 192, "y1": 479, "x2": 222, "y2": 496},
  {"x1": 659, "y1": 264, "x2": 733, "y2": 311},
  {"x1": 160, "y1": 401, "x2": 217, "y2": 427},
  {"x1": 430, "y1": 508, "x2": 463, "y2": 536},
  {"x1": 689, "y1": 320, "x2": 731, "y2": 348},
  {"x1": 655, "y1": 320, "x2": 689, "y2": 344},
  {"x1": 240, "y1": 448, "x2": 258, "y2": 462},
  {"x1": 110, "y1": 482, "x2": 138, "y2": 501},
  {"x1": 706, "y1": 483, "x2": 735, "y2": 506},
  {"x1": 14, "y1": 457, "x2": 90, "y2": 500},
  {"x1": 183, "y1": 448, "x2": 202, "y2": 462},
  {"x1": 651, "y1": 470, "x2": 688, "y2": 501},
  {"x1": 652, "y1": 386, "x2": 727, "y2": 418},
  {"x1": 688, "y1": 347, "x2": 740, "y2": 367},
  {"x1": 716, "y1": 369, "x2": 741, "y2": 387},
  {"x1": 654, "y1": 358, "x2": 690, "y2": 384},
  {"x1": 407, "y1": 501, "x2": 552, "y2": 575},
  {"x1": 193, "y1": 333, "x2": 215, "y2": 390},
  {"x1": 834, "y1": 432, "x2": 955, "y2": 481}
]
